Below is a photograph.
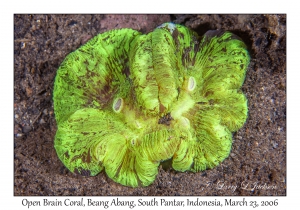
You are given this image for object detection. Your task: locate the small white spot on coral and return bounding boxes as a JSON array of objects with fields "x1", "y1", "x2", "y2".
[
  {"x1": 157, "y1": 22, "x2": 176, "y2": 34},
  {"x1": 188, "y1": 77, "x2": 196, "y2": 91},
  {"x1": 135, "y1": 120, "x2": 142, "y2": 129},
  {"x1": 178, "y1": 117, "x2": 190, "y2": 129},
  {"x1": 113, "y1": 98, "x2": 123, "y2": 113}
]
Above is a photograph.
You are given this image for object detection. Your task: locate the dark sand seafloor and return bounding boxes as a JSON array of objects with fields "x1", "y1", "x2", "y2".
[{"x1": 14, "y1": 14, "x2": 286, "y2": 196}]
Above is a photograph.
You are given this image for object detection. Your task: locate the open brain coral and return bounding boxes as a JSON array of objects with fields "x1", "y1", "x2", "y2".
[{"x1": 53, "y1": 23, "x2": 250, "y2": 187}]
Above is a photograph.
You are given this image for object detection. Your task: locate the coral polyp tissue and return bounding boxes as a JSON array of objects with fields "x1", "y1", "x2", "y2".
[{"x1": 53, "y1": 23, "x2": 250, "y2": 187}]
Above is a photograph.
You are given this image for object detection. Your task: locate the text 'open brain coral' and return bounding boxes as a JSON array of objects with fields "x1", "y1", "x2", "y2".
[{"x1": 53, "y1": 23, "x2": 250, "y2": 187}]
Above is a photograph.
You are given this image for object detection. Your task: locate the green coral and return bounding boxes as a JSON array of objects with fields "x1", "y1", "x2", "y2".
[{"x1": 53, "y1": 23, "x2": 250, "y2": 187}]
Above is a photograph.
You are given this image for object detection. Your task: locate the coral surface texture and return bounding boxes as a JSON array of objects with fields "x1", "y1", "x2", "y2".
[{"x1": 53, "y1": 23, "x2": 249, "y2": 187}]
